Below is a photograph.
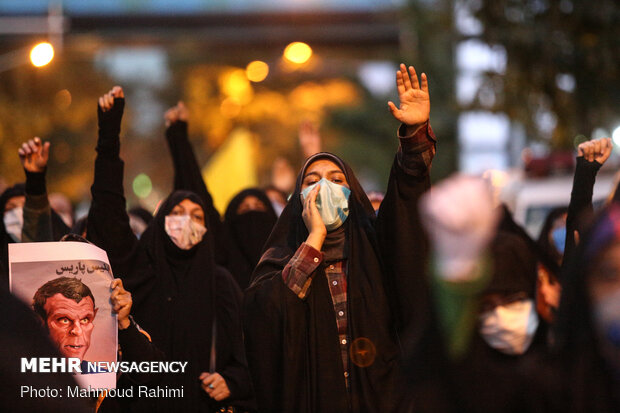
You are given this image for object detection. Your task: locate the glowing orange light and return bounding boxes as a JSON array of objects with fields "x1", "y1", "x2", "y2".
[
  {"x1": 220, "y1": 69, "x2": 253, "y2": 105},
  {"x1": 30, "y1": 42, "x2": 54, "y2": 67},
  {"x1": 283, "y1": 42, "x2": 312, "y2": 64},
  {"x1": 246, "y1": 61, "x2": 269, "y2": 82},
  {"x1": 220, "y1": 97, "x2": 242, "y2": 118}
]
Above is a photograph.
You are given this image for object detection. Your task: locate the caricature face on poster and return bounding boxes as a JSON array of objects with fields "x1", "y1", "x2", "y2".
[{"x1": 9, "y1": 242, "x2": 117, "y2": 389}]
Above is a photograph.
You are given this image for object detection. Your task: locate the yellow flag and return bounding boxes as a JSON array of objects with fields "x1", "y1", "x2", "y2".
[{"x1": 203, "y1": 128, "x2": 257, "y2": 215}]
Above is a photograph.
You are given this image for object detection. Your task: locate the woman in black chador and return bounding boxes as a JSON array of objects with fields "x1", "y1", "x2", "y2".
[
  {"x1": 243, "y1": 64, "x2": 436, "y2": 412},
  {"x1": 86, "y1": 87, "x2": 253, "y2": 412},
  {"x1": 222, "y1": 188, "x2": 278, "y2": 291}
]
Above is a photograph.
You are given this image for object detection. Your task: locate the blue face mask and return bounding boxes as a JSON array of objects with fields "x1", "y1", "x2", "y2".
[
  {"x1": 301, "y1": 178, "x2": 351, "y2": 231},
  {"x1": 551, "y1": 226, "x2": 566, "y2": 254}
]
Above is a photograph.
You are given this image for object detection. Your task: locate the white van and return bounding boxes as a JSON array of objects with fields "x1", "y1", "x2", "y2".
[{"x1": 499, "y1": 172, "x2": 617, "y2": 239}]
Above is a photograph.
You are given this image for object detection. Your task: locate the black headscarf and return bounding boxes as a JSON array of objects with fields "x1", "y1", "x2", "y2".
[
  {"x1": 222, "y1": 188, "x2": 277, "y2": 290},
  {"x1": 483, "y1": 230, "x2": 538, "y2": 298},
  {"x1": 244, "y1": 152, "x2": 407, "y2": 412},
  {"x1": 0, "y1": 184, "x2": 74, "y2": 288},
  {"x1": 131, "y1": 190, "x2": 215, "y2": 372},
  {"x1": 128, "y1": 206, "x2": 153, "y2": 226},
  {"x1": 0, "y1": 184, "x2": 25, "y2": 239},
  {"x1": 484, "y1": 207, "x2": 540, "y2": 298},
  {"x1": 0, "y1": 184, "x2": 25, "y2": 288},
  {"x1": 498, "y1": 204, "x2": 560, "y2": 276}
]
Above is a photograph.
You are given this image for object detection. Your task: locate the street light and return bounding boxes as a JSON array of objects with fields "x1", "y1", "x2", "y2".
[
  {"x1": 0, "y1": 2, "x2": 65, "y2": 74},
  {"x1": 30, "y1": 42, "x2": 54, "y2": 67}
]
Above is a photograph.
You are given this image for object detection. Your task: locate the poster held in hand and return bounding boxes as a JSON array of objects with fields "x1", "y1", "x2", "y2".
[{"x1": 10, "y1": 241, "x2": 117, "y2": 389}]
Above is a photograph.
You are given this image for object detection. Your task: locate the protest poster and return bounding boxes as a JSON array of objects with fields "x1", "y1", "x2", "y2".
[{"x1": 10, "y1": 241, "x2": 117, "y2": 390}]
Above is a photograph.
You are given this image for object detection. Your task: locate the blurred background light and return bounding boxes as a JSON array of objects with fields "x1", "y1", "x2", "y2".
[
  {"x1": 357, "y1": 61, "x2": 395, "y2": 96},
  {"x1": 30, "y1": 42, "x2": 54, "y2": 67},
  {"x1": 283, "y1": 42, "x2": 312, "y2": 64},
  {"x1": 220, "y1": 68, "x2": 253, "y2": 105},
  {"x1": 592, "y1": 128, "x2": 610, "y2": 140},
  {"x1": 220, "y1": 97, "x2": 242, "y2": 118},
  {"x1": 133, "y1": 173, "x2": 153, "y2": 199},
  {"x1": 612, "y1": 125, "x2": 620, "y2": 147},
  {"x1": 246, "y1": 60, "x2": 269, "y2": 82},
  {"x1": 54, "y1": 89, "x2": 72, "y2": 110}
]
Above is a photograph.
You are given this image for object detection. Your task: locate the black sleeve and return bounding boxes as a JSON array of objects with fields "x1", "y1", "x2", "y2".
[
  {"x1": 375, "y1": 123, "x2": 435, "y2": 334},
  {"x1": 375, "y1": 124, "x2": 446, "y2": 389},
  {"x1": 22, "y1": 169, "x2": 70, "y2": 242},
  {"x1": 87, "y1": 98, "x2": 139, "y2": 277},
  {"x1": 165, "y1": 122, "x2": 223, "y2": 240},
  {"x1": 22, "y1": 170, "x2": 53, "y2": 243},
  {"x1": 117, "y1": 321, "x2": 166, "y2": 384},
  {"x1": 563, "y1": 156, "x2": 601, "y2": 265}
]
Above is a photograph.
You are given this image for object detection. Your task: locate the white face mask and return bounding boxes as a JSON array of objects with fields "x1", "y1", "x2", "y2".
[
  {"x1": 300, "y1": 178, "x2": 351, "y2": 231},
  {"x1": 4, "y1": 207, "x2": 23, "y2": 242},
  {"x1": 164, "y1": 215, "x2": 207, "y2": 250},
  {"x1": 479, "y1": 298, "x2": 539, "y2": 355}
]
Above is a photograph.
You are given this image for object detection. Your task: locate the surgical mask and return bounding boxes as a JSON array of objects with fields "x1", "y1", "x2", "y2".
[
  {"x1": 301, "y1": 178, "x2": 351, "y2": 231},
  {"x1": 3, "y1": 207, "x2": 23, "y2": 242},
  {"x1": 551, "y1": 226, "x2": 566, "y2": 254},
  {"x1": 164, "y1": 215, "x2": 207, "y2": 250},
  {"x1": 479, "y1": 298, "x2": 539, "y2": 355}
]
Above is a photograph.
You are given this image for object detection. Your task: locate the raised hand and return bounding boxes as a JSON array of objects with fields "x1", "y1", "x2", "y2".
[
  {"x1": 299, "y1": 120, "x2": 322, "y2": 159},
  {"x1": 18, "y1": 137, "x2": 50, "y2": 173},
  {"x1": 388, "y1": 63, "x2": 430, "y2": 131},
  {"x1": 110, "y1": 278, "x2": 132, "y2": 329},
  {"x1": 164, "y1": 101, "x2": 189, "y2": 127},
  {"x1": 271, "y1": 157, "x2": 296, "y2": 193},
  {"x1": 578, "y1": 137, "x2": 612, "y2": 164},
  {"x1": 98, "y1": 86, "x2": 124, "y2": 112},
  {"x1": 420, "y1": 175, "x2": 499, "y2": 281}
]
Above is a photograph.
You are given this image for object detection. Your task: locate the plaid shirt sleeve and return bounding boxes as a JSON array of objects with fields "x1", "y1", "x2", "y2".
[
  {"x1": 396, "y1": 121, "x2": 436, "y2": 176},
  {"x1": 282, "y1": 242, "x2": 324, "y2": 299}
]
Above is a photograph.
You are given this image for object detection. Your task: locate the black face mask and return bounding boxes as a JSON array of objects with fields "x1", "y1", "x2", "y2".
[{"x1": 229, "y1": 210, "x2": 277, "y2": 265}]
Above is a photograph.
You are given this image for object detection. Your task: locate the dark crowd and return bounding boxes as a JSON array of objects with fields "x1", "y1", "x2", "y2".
[{"x1": 1, "y1": 64, "x2": 619, "y2": 413}]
